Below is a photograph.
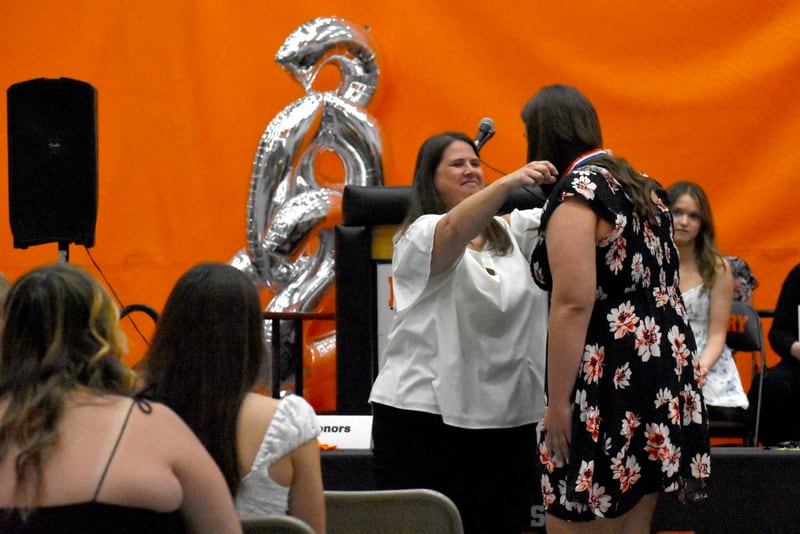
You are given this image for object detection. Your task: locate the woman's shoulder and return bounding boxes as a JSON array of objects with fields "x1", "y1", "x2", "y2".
[
  {"x1": 268, "y1": 395, "x2": 320, "y2": 443},
  {"x1": 706, "y1": 255, "x2": 734, "y2": 299},
  {"x1": 276, "y1": 394, "x2": 318, "y2": 420},
  {"x1": 714, "y1": 255, "x2": 734, "y2": 279},
  {"x1": 241, "y1": 394, "x2": 319, "y2": 469},
  {"x1": 64, "y1": 393, "x2": 200, "y2": 463},
  {"x1": 397, "y1": 214, "x2": 441, "y2": 241},
  {"x1": 551, "y1": 164, "x2": 619, "y2": 203},
  {"x1": 543, "y1": 165, "x2": 624, "y2": 224},
  {"x1": 241, "y1": 391, "x2": 281, "y2": 415},
  {"x1": 67, "y1": 392, "x2": 149, "y2": 421},
  {"x1": 239, "y1": 392, "x2": 280, "y2": 433},
  {"x1": 99, "y1": 394, "x2": 201, "y2": 443},
  {"x1": 239, "y1": 393, "x2": 317, "y2": 427}
]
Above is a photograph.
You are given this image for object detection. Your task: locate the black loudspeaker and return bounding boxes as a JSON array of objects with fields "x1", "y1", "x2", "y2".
[{"x1": 7, "y1": 77, "x2": 98, "y2": 249}]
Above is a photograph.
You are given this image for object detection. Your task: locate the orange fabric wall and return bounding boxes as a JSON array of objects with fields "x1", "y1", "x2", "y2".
[{"x1": 2, "y1": 2, "x2": 799, "y2": 386}]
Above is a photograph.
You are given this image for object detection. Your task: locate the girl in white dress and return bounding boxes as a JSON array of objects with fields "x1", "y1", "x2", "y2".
[{"x1": 668, "y1": 182, "x2": 749, "y2": 412}]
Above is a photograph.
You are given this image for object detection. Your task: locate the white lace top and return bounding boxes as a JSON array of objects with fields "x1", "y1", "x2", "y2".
[{"x1": 234, "y1": 395, "x2": 320, "y2": 518}]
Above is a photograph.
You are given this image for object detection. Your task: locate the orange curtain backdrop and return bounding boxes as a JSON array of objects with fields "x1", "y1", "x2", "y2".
[{"x1": 1, "y1": 1, "x2": 799, "y2": 379}]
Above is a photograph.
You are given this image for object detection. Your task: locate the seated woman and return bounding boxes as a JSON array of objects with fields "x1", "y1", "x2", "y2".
[
  {"x1": 749, "y1": 262, "x2": 800, "y2": 445},
  {"x1": 139, "y1": 263, "x2": 325, "y2": 533},
  {"x1": 668, "y1": 182, "x2": 749, "y2": 426},
  {"x1": 0, "y1": 263, "x2": 239, "y2": 533}
]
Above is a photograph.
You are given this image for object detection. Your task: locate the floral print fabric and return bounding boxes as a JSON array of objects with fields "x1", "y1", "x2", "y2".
[
  {"x1": 530, "y1": 164, "x2": 710, "y2": 520},
  {"x1": 726, "y1": 255, "x2": 758, "y2": 304}
]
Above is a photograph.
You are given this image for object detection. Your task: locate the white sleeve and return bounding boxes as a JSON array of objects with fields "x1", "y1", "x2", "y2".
[
  {"x1": 253, "y1": 395, "x2": 320, "y2": 469},
  {"x1": 391, "y1": 215, "x2": 452, "y2": 312},
  {"x1": 508, "y1": 208, "x2": 543, "y2": 261}
]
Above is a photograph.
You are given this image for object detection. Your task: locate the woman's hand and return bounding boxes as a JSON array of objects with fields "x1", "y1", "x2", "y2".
[
  {"x1": 699, "y1": 362, "x2": 709, "y2": 378},
  {"x1": 503, "y1": 160, "x2": 558, "y2": 189},
  {"x1": 543, "y1": 400, "x2": 573, "y2": 467},
  {"x1": 431, "y1": 159, "x2": 556, "y2": 276}
]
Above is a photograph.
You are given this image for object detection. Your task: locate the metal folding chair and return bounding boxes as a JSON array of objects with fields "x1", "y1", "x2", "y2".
[
  {"x1": 241, "y1": 515, "x2": 314, "y2": 534},
  {"x1": 713, "y1": 300, "x2": 766, "y2": 445},
  {"x1": 324, "y1": 488, "x2": 464, "y2": 534}
]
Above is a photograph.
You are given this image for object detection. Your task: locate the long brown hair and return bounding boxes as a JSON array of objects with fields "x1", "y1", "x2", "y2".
[
  {"x1": 522, "y1": 84, "x2": 663, "y2": 224},
  {"x1": 141, "y1": 262, "x2": 266, "y2": 495},
  {"x1": 0, "y1": 263, "x2": 135, "y2": 495}
]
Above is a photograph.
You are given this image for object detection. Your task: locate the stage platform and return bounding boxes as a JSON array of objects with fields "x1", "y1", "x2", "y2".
[{"x1": 321, "y1": 446, "x2": 800, "y2": 533}]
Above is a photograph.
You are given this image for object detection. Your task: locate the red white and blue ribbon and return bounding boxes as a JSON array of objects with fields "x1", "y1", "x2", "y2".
[{"x1": 562, "y1": 148, "x2": 610, "y2": 176}]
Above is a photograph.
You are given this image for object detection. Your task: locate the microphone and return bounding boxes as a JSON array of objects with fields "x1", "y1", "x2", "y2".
[{"x1": 473, "y1": 117, "x2": 495, "y2": 152}]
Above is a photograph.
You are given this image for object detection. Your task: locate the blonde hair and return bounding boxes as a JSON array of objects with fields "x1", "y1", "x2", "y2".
[{"x1": 0, "y1": 263, "x2": 135, "y2": 499}]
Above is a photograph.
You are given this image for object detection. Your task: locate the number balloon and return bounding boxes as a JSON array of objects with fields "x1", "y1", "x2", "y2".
[{"x1": 232, "y1": 16, "x2": 384, "y2": 411}]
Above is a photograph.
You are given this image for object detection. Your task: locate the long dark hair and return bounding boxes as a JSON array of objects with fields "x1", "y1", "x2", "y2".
[
  {"x1": 0, "y1": 263, "x2": 135, "y2": 495},
  {"x1": 401, "y1": 131, "x2": 512, "y2": 254},
  {"x1": 667, "y1": 181, "x2": 725, "y2": 288},
  {"x1": 141, "y1": 262, "x2": 266, "y2": 494},
  {"x1": 522, "y1": 84, "x2": 663, "y2": 224}
]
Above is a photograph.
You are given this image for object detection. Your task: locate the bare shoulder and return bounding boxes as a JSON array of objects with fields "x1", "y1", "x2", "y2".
[
  {"x1": 715, "y1": 255, "x2": 734, "y2": 281},
  {"x1": 239, "y1": 392, "x2": 280, "y2": 426},
  {"x1": 134, "y1": 398, "x2": 185, "y2": 424},
  {"x1": 236, "y1": 392, "x2": 281, "y2": 468},
  {"x1": 709, "y1": 255, "x2": 734, "y2": 300},
  {"x1": 121, "y1": 398, "x2": 197, "y2": 446}
]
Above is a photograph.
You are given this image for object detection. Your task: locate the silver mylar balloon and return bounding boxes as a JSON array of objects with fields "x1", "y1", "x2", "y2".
[
  {"x1": 247, "y1": 15, "x2": 381, "y2": 293},
  {"x1": 246, "y1": 91, "x2": 382, "y2": 290},
  {"x1": 259, "y1": 189, "x2": 337, "y2": 290},
  {"x1": 228, "y1": 247, "x2": 264, "y2": 288},
  {"x1": 276, "y1": 16, "x2": 378, "y2": 107},
  {"x1": 233, "y1": 16, "x2": 383, "y2": 396},
  {"x1": 294, "y1": 93, "x2": 383, "y2": 188},
  {"x1": 266, "y1": 229, "x2": 336, "y2": 313}
]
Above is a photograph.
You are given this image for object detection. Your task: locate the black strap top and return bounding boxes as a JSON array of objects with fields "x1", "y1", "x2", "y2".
[
  {"x1": 0, "y1": 503, "x2": 185, "y2": 534},
  {"x1": 0, "y1": 399, "x2": 185, "y2": 533}
]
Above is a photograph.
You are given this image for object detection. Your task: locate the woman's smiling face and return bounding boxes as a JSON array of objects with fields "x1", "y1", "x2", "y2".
[{"x1": 434, "y1": 140, "x2": 484, "y2": 210}]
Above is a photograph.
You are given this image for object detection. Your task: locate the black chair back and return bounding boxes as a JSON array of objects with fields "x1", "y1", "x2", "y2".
[{"x1": 723, "y1": 300, "x2": 766, "y2": 445}]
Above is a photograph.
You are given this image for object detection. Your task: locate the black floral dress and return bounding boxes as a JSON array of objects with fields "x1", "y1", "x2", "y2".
[{"x1": 530, "y1": 163, "x2": 710, "y2": 521}]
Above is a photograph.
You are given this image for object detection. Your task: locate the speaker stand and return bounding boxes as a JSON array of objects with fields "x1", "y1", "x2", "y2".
[{"x1": 57, "y1": 242, "x2": 70, "y2": 263}]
